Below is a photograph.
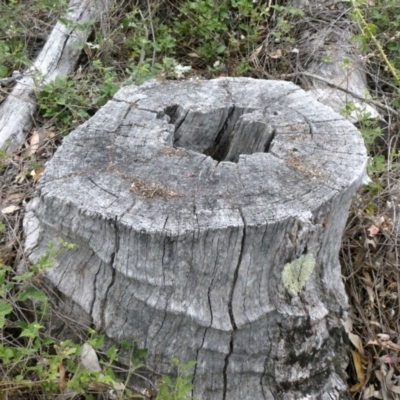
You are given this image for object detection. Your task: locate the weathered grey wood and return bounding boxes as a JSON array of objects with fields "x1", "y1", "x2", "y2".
[
  {"x1": 24, "y1": 78, "x2": 367, "y2": 399},
  {"x1": 278, "y1": 0, "x2": 379, "y2": 122},
  {"x1": 0, "y1": 0, "x2": 114, "y2": 150}
]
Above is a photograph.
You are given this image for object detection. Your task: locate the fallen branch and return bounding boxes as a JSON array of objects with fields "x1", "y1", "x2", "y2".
[
  {"x1": 262, "y1": 70, "x2": 400, "y2": 118},
  {"x1": 0, "y1": 0, "x2": 114, "y2": 151}
]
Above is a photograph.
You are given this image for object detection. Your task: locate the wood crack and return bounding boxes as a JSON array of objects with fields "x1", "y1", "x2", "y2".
[
  {"x1": 101, "y1": 217, "x2": 118, "y2": 329},
  {"x1": 223, "y1": 207, "x2": 245, "y2": 400},
  {"x1": 87, "y1": 176, "x2": 118, "y2": 198}
]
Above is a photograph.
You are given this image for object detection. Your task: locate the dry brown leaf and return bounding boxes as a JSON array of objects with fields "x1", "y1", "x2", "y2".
[
  {"x1": 354, "y1": 247, "x2": 366, "y2": 269},
  {"x1": 4, "y1": 193, "x2": 24, "y2": 203},
  {"x1": 248, "y1": 45, "x2": 263, "y2": 62},
  {"x1": 1, "y1": 205, "x2": 21, "y2": 214},
  {"x1": 343, "y1": 315, "x2": 353, "y2": 333},
  {"x1": 350, "y1": 350, "x2": 366, "y2": 392},
  {"x1": 349, "y1": 332, "x2": 365, "y2": 356},
  {"x1": 30, "y1": 168, "x2": 45, "y2": 183},
  {"x1": 375, "y1": 369, "x2": 383, "y2": 382},
  {"x1": 73, "y1": 70, "x2": 86, "y2": 80},
  {"x1": 350, "y1": 380, "x2": 366, "y2": 393},
  {"x1": 363, "y1": 272, "x2": 373, "y2": 286},
  {"x1": 368, "y1": 340, "x2": 400, "y2": 351},
  {"x1": 380, "y1": 355, "x2": 400, "y2": 364},
  {"x1": 364, "y1": 238, "x2": 376, "y2": 248},
  {"x1": 363, "y1": 384, "x2": 378, "y2": 399},
  {"x1": 370, "y1": 321, "x2": 382, "y2": 329},
  {"x1": 59, "y1": 362, "x2": 66, "y2": 391},
  {"x1": 367, "y1": 224, "x2": 380, "y2": 237},
  {"x1": 46, "y1": 130, "x2": 55, "y2": 138},
  {"x1": 374, "y1": 370, "x2": 387, "y2": 399},
  {"x1": 386, "y1": 366, "x2": 395, "y2": 391},
  {"x1": 386, "y1": 340, "x2": 400, "y2": 351},
  {"x1": 391, "y1": 385, "x2": 400, "y2": 394},
  {"x1": 363, "y1": 272, "x2": 375, "y2": 304},
  {"x1": 365, "y1": 391, "x2": 383, "y2": 399},
  {"x1": 14, "y1": 171, "x2": 26, "y2": 184},
  {"x1": 187, "y1": 52, "x2": 200, "y2": 58},
  {"x1": 343, "y1": 315, "x2": 365, "y2": 355},
  {"x1": 29, "y1": 129, "x2": 40, "y2": 155},
  {"x1": 382, "y1": 340, "x2": 400, "y2": 351},
  {"x1": 269, "y1": 49, "x2": 282, "y2": 59},
  {"x1": 377, "y1": 333, "x2": 391, "y2": 341}
]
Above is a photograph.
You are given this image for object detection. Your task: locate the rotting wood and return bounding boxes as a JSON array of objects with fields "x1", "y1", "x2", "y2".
[{"x1": 24, "y1": 78, "x2": 367, "y2": 399}]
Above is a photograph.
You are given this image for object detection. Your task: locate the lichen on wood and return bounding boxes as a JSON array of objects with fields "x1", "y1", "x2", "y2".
[{"x1": 282, "y1": 253, "x2": 316, "y2": 297}]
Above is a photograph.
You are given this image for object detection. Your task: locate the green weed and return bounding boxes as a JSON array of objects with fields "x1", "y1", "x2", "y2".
[
  {"x1": 36, "y1": 61, "x2": 121, "y2": 136},
  {"x1": 0, "y1": 240, "x2": 194, "y2": 399},
  {"x1": 0, "y1": 0, "x2": 67, "y2": 76},
  {"x1": 157, "y1": 358, "x2": 196, "y2": 400},
  {"x1": 341, "y1": 101, "x2": 387, "y2": 178}
]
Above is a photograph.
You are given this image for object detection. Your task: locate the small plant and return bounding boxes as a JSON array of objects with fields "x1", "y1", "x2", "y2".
[
  {"x1": 0, "y1": 147, "x2": 10, "y2": 171},
  {"x1": 0, "y1": 0, "x2": 68, "y2": 77},
  {"x1": 0, "y1": 11, "x2": 30, "y2": 76},
  {"x1": 0, "y1": 240, "x2": 195, "y2": 399},
  {"x1": 350, "y1": 0, "x2": 400, "y2": 88},
  {"x1": 340, "y1": 101, "x2": 389, "y2": 178},
  {"x1": 270, "y1": 5, "x2": 305, "y2": 45},
  {"x1": 157, "y1": 358, "x2": 196, "y2": 400},
  {"x1": 36, "y1": 61, "x2": 120, "y2": 135},
  {"x1": 92, "y1": 59, "x2": 121, "y2": 106},
  {"x1": 36, "y1": 75, "x2": 91, "y2": 135}
]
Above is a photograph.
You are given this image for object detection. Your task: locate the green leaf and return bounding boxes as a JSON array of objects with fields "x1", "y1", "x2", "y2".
[
  {"x1": 181, "y1": 360, "x2": 197, "y2": 371},
  {"x1": 161, "y1": 376, "x2": 172, "y2": 385},
  {"x1": 58, "y1": 17, "x2": 73, "y2": 27},
  {"x1": 388, "y1": 41, "x2": 400, "y2": 52},
  {"x1": 106, "y1": 345, "x2": 118, "y2": 360},
  {"x1": 0, "y1": 300, "x2": 13, "y2": 328},
  {"x1": 12, "y1": 271, "x2": 34, "y2": 282},
  {"x1": 135, "y1": 348, "x2": 148, "y2": 359},
  {"x1": 0, "y1": 222, "x2": 6, "y2": 232},
  {"x1": 88, "y1": 334, "x2": 104, "y2": 349},
  {"x1": 18, "y1": 286, "x2": 47, "y2": 302},
  {"x1": 216, "y1": 44, "x2": 226, "y2": 54},
  {"x1": 0, "y1": 65, "x2": 8, "y2": 78},
  {"x1": 366, "y1": 22, "x2": 377, "y2": 35},
  {"x1": 63, "y1": 347, "x2": 78, "y2": 356},
  {"x1": 20, "y1": 322, "x2": 43, "y2": 338},
  {"x1": 77, "y1": 108, "x2": 90, "y2": 119},
  {"x1": 0, "y1": 301, "x2": 13, "y2": 314}
]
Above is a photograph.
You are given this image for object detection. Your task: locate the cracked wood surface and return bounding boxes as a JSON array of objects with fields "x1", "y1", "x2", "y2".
[{"x1": 24, "y1": 78, "x2": 367, "y2": 399}]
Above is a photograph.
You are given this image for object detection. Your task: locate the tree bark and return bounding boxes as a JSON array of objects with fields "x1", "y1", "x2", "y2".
[
  {"x1": 24, "y1": 78, "x2": 367, "y2": 399},
  {"x1": 0, "y1": 0, "x2": 114, "y2": 151}
]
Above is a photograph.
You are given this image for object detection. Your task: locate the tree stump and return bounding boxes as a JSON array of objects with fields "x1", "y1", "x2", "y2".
[{"x1": 24, "y1": 78, "x2": 367, "y2": 399}]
